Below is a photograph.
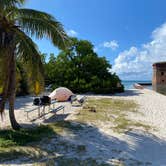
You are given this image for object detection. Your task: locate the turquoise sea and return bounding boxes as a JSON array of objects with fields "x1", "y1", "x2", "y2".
[{"x1": 122, "y1": 80, "x2": 152, "y2": 90}]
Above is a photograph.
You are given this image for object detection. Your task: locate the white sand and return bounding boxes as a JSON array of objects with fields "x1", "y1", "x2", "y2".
[
  {"x1": 115, "y1": 89, "x2": 166, "y2": 139},
  {"x1": 0, "y1": 96, "x2": 79, "y2": 129},
  {"x1": 1, "y1": 89, "x2": 166, "y2": 165}
]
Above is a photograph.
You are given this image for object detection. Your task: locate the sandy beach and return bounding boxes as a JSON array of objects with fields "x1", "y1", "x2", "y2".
[{"x1": 1, "y1": 89, "x2": 166, "y2": 165}]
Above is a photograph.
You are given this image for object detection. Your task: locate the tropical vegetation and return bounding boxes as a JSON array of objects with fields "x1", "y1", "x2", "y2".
[
  {"x1": 0, "y1": 0, "x2": 69, "y2": 129},
  {"x1": 44, "y1": 38, "x2": 124, "y2": 94}
]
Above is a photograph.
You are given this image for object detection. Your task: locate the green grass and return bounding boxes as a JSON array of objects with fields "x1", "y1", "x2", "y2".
[
  {"x1": 50, "y1": 121, "x2": 84, "y2": 133},
  {"x1": 0, "y1": 121, "x2": 109, "y2": 164},
  {"x1": 76, "y1": 98, "x2": 151, "y2": 133},
  {"x1": 0, "y1": 124, "x2": 54, "y2": 161},
  {"x1": 0, "y1": 121, "x2": 83, "y2": 148},
  {"x1": 0, "y1": 125, "x2": 54, "y2": 148},
  {"x1": 0, "y1": 121, "x2": 84, "y2": 161}
]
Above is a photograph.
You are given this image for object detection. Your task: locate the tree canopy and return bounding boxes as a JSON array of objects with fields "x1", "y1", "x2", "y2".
[{"x1": 45, "y1": 38, "x2": 124, "y2": 94}]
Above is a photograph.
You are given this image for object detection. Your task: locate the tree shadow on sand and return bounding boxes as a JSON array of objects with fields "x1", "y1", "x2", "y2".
[
  {"x1": 0, "y1": 120, "x2": 166, "y2": 165},
  {"x1": 43, "y1": 113, "x2": 70, "y2": 123}
]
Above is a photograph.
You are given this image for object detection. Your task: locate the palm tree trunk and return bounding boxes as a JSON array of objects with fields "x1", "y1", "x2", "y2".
[
  {"x1": 0, "y1": 42, "x2": 10, "y2": 115},
  {"x1": 0, "y1": 26, "x2": 20, "y2": 130},
  {"x1": 8, "y1": 53, "x2": 20, "y2": 130},
  {"x1": 0, "y1": 50, "x2": 12, "y2": 113},
  {"x1": 0, "y1": 71, "x2": 10, "y2": 115},
  {"x1": 8, "y1": 94, "x2": 20, "y2": 130}
]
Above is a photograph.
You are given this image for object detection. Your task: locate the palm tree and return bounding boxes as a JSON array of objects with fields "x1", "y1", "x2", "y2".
[{"x1": 0, "y1": 0, "x2": 69, "y2": 130}]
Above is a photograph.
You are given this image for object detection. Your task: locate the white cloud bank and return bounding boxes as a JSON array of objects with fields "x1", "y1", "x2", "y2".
[
  {"x1": 103, "y1": 40, "x2": 119, "y2": 50},
  {"x1": 67, "y1": 29, "x2": 78, "y2": 37},
  {"x1": 112, "y1": 23, "x2": 166, "y2": 80}
]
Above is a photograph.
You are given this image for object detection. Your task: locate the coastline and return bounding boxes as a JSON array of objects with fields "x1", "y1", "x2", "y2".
[{"x1": 122, "y1": 80, "x2": 152, "y2": 90}]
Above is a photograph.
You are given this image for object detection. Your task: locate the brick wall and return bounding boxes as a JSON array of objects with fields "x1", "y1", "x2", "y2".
[{"x1": 152, "y1": 62, "x2": 166, "y2": 95}]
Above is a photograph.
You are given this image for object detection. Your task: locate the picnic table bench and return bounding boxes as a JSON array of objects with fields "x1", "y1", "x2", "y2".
[{"x1": 24, "y1": 100, "x2": 65, "y2": 119}]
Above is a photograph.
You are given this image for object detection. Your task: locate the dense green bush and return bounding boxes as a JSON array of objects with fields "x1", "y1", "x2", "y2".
[
  {"x1": 44, "y1": 38, "x2": 124, "y2": 94},
  {"x1": 12, "y1": 38, "x2": 123, "y2": 96}
]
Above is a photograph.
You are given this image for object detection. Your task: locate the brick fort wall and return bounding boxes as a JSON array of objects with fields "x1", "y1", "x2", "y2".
[{"x1": 152, "y1": 62, "x2": 166, "y2": 95}]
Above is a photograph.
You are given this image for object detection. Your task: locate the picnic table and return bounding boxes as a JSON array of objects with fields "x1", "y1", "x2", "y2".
[{"x1": 24, "y1": 100, "x2": 65, "y2": 119}]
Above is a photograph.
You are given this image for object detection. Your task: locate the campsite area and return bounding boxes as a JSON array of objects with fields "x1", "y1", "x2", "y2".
[{"x1": 0, "y1": 89, "x2": 166, "y2": 166}]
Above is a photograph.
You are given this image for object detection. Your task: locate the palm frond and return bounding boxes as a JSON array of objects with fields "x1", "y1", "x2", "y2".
[
  {"x1": 14, "y1": 28, "x2": 44, "y2": 93},
  {"x1": 16, "y1": 8, "x2": 54, "y2": 20},
  {"x1": 15, "y1": 9, "x2": 69, "y2": 50},
  {"x1": 14, "y1": 28, "x2": 44, "y2": 75},
  {"x1": 14, "y1": 28, "x2": 39, "y2": 61},
  {"x1": 0, "y1": 0, "x2": 23, "y2": 21},
  {"x1": 0, "y1": 0, "x2": 25, "y2": 9}
]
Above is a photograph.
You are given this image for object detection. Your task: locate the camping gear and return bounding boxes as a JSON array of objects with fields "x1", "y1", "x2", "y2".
[
  {"x1": 33, "y1": 97, "x2": 41, "y2": 106},
  {"x1": 33, "y1": 96, "x2": 51, "y2": 106},
  {"x1": 40, "y1": 96, "x2": 51, "y2": 105},
  {"x1": 49, "y1": 87, "x2": 74, "y2": 101},
  {"x1": 72, "y1": 96, "x2": 87, "y2": 106}
]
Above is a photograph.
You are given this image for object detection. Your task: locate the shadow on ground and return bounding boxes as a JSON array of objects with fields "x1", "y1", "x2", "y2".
[
  {"x1": 43, "y1": 113, "x2": 70, "y2": 123},
  {"x1": 0, "y1": 120, "x2": 166, "y2": 165}
]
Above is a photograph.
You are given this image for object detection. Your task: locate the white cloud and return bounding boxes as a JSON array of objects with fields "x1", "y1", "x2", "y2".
[
  {"x1": 103, "y1": 40, "x2": 119, "y2": 50},
  {"x1": 112, "y1": 23, "x2": 166, "y2": 80},
  {"x1": 67, "y1": 29, "x2": 78, "y2": 37},
  {"x1": 93, "y1": 47, "x2": 98, "y2": 52}
]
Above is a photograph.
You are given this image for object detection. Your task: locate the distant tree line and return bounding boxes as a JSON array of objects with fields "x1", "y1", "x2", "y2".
[
  {"x1": 43, "y1": 38, "x2": 124, "y2": 94},
  {"x1": 16, "y1": 38, "x2": 124, "y2": 95},
  {"x1": 13, "y1": 38, "x2": 124, "y2": 95}
]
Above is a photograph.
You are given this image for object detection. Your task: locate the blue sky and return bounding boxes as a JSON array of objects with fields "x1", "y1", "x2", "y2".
[{"x1": 25, "y1": 0, "x2": 166, "y2": 80}]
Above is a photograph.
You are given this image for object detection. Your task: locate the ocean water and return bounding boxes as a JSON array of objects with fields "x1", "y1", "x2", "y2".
[{"x1": 122, "y1": 80, "x2": 152, "y2": 90}]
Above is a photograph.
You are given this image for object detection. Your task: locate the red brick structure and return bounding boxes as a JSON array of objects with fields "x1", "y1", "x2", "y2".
[{"x1": 152, "y1": 62, "x2": 166, "y2": 95}]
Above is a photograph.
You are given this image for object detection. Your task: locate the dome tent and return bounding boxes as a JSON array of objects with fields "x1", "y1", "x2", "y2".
[{"x1": 49, "y1": 87, "x2": 74, "y2": 101}]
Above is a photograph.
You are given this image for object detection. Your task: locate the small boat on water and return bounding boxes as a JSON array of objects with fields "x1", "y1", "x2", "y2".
[{"x1": 133, "y1": 83, "x2": 144, "y2": 89}]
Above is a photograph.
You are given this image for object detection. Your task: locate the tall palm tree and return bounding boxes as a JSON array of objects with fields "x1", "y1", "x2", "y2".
[{"x1": 0, "y1": 0, "x2": 69, "y2": 130}]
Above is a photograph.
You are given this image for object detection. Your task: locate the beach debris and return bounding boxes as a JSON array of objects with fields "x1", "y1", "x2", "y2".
[{"x1": 83, "y1": 106, "x2": 96, "y2": 112}]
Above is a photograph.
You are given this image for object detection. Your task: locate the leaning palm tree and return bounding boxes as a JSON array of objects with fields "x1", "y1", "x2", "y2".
[{"x1": 0, "y1": 0, "x2": 69, "y2": 130}]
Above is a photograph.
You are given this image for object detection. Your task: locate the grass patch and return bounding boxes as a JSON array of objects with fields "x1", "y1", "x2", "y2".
[
  {"x1": 0, "y1": 146, "x2": 47, "y2": 162},
  {"x1": 76, "y1": 98, "x2": 151, "y2": 133},
  {"x1": 113, "y1": 116, "x2": 152, "y2": 133},
  {"x1": 0, "y1": 125, "x2": 54, "y2": 148},
  {"x1": 36, "y1": 157, "x2": 110, "y2": 166},
  {"x1": 0, "y1": 121, "x2": 83, "y2": 148},
  {"x1": 0, "y1": 121, "x2": 84, "y2": 161},
  {"x1": 0, "y1": 124, "x2": 55, "y2": 161},
  {"x1": 50, "y1": 121, "x2": 84, "y2": 134}
]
